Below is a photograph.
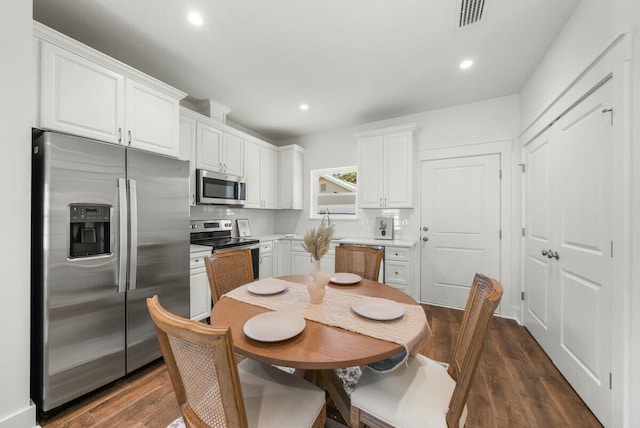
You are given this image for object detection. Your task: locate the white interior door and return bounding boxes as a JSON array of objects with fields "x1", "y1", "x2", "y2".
[
  {"x1": 524, "y1": 79, "x2": 612, "y2": 425},
  {"x1": 420, "y1": 154, "x2": 501, "y2": 309}
]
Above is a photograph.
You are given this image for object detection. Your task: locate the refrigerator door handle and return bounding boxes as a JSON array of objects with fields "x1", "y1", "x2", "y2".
[
  {"x1": 118, "y1": 178, "x2": 128, "y2": 293},
  {"x1": 128, "y1": 178, "x2": 138, "y2": 290}
]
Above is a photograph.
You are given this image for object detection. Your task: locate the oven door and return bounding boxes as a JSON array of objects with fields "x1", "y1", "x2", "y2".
[{"x1": 197, "y1": 169, "x2": 246, "y2": 205}]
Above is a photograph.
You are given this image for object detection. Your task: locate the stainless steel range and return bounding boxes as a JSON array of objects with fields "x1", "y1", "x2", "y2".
[{"x1": 189, "y1": 219, "x2": 260, "y2": 279}]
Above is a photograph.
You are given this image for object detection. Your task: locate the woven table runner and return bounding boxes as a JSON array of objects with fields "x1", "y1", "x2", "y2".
[{"x1": 223, "y1": 278, "x2": 430, "y2": 369}]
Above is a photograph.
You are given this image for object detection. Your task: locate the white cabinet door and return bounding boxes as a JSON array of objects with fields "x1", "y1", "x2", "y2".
[
  {"x1": 259, "y1": 252, "x2": 273, "y2": 279},
  {"x1": 274, "y1": 240, "x2": 291, "y2": 276},
  {"x1": 190, "y1": 267, "x2": 211, "y2": 321},
  {"x1": 125, "y1": 79, "x2": 179, "y2": 157},
  {"x1": 291, "y1": 251, "x2": 312, "y2": 276},
  {"x1": 358, "y1": 136, "x2": 384, "y2": 208},
  {"x1": 222, "y1": 133, "x2": 243, "y2": 176},
  {"x1": 261, "y1": 148, "x2": 279, "y2": 209},
  {"x1": 179, "y1": 113, "x2": 197, "y2": 205},
  {"x1": 320, "y1": 254, "x2": 335, "y2": 275},
  {"x1": 383, "y1": 133, "x2": 412, "y2": 208},
  {"x1": 278, "y1": 145, "x2": 304, "y2": 209},
  {"x1": 244, "y1": 142, "x2": 262, "y2": 208},
  {"x1": 197, "y1": 122, "x2": 223, "y2": 171},
  {"x1": 40, "y1": 42, "x2": 124, "y2": 144}
]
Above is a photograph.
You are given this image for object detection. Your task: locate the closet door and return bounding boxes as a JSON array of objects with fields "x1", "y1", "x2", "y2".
[{"x1": 523, "y1": 79, "x2": 613, "y2": 426}]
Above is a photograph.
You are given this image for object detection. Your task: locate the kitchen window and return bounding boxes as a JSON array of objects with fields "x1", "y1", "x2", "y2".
[{"x1": 310, "y1": 166, "x2": 358, "y2": 219}]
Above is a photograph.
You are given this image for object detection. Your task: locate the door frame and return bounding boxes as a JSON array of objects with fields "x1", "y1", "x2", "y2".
[{"x1": 416, "y1": 140, "x2": 515, "y2": 320}]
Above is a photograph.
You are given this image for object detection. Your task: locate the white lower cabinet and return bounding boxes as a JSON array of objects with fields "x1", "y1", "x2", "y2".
[
  {"x1": 273, "y1": 239, "x2": 290, "y2": 277},
  {"x1": 384, "y1": 245, "x2": 414, "y2": 297},
  {"x1": 259, "y1": 241, "x2": 273, "y2": 279},
  {"x1": 290, "y1": 240, "x2": 337, "y2": 276},
  {"x1": 190, "y1": 250, "x2": 212, "y2": 321}
]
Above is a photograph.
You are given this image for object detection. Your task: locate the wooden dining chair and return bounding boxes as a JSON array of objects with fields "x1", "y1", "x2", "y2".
[
  {"x1": 335, "y1": 245, "x2": 383, "y2": 281},
  {"x1": 350, "y1": 273, "x2": 503, "y2": 428},
  {"x1": 147, "y1": 295, "x2": 326, "y2": 428},
  {"x1": 204, "y1": 249, "x2": 254, "y2": 304}
]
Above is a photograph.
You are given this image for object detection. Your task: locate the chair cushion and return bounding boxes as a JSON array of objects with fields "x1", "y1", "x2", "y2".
[
  {"x1": 238, "y1": 359, "x2": 325, "y2": 428},
  {"x1": 351, "y1": 354, "x2": 467, "y2": 428}
]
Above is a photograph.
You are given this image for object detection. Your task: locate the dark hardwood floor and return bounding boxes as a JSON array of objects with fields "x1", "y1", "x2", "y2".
[{"x1": 39, "y1": 305, "x2": 602, "y2": 428}]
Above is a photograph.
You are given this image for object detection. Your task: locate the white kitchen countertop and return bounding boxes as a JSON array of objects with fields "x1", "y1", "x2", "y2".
[
  {"x1": 190, "y1": 244, "x2": 213, "y2": 254},
  {"x1": 252, "y1": 234, "x2": 416, "y2": 248}
]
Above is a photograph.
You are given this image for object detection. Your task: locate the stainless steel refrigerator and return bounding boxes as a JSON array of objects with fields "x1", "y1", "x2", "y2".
[{"x1": 31, "y1": 131, "x2": 190, "y2": 415}]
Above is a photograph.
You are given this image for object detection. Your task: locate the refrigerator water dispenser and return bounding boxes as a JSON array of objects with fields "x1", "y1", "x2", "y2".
[{"x1": 69, "y1": 204, "x2": 111, "y2": 258}]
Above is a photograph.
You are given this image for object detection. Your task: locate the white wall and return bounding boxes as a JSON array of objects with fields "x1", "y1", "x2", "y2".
[
  {"x1": 519, "y1": 0, "x2": 614, "y2": 131},
  {"x1": 0, "y1": 2, "x2": 37, "y2": 427},
  {"x1": 275, "y1": 95, "x2": 520, "y2": 241}
]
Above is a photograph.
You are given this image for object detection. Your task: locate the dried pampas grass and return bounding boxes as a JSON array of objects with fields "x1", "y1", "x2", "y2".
[{"x1": 303, "y1": 224, "x2": 334, "y2": 260}]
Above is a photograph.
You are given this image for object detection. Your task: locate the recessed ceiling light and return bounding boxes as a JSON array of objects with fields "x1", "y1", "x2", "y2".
[
  {"x1": 187, "y1": 11, "x2": 204, "y2": 26},
  {"x1": 300, "y1": 104, "x2": 309, "y2": 111},
  {"x1": 459, "y1": 59, "x2": 474, "y2": 70}
]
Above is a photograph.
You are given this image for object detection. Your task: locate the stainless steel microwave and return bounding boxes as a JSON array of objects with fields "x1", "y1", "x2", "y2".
[{"x1": 196, "y1": 169, "x2": 246, "y2": 205}]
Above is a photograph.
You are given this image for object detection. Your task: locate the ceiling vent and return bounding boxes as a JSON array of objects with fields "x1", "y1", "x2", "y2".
[{"x1": 457, "y1": 0, "x2": 487, "y2": 28}]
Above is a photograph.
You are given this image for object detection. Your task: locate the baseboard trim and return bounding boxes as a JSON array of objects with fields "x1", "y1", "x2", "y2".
[{"x1": 0, "y1": 401, "x2": 37, "y2": 428}]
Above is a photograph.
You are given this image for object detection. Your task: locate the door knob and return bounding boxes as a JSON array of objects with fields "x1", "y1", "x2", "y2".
[
  {"x1": 551, "y1": 251, "x2": 559, "y2": 260},
  {"x1": 422, "y1": 226, "x2": 428, "y2": 232},
  {"x1": 541, "y1": 249, "x2": 548, "y2": 256},
  {"x1": 546, "y1": 249, "x2": 554, "y2": 259},
  {"x1": 422, "y1": 236, "x2": 429, "y2": 242}
]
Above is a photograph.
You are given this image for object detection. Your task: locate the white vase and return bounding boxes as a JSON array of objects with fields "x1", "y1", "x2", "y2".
[{"x1": 308, "y1": 259, "x2": 330, "y2": 304}]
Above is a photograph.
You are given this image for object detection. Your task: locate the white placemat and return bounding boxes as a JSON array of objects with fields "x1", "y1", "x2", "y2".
[{"x1": 223, "y1": 278, "x2": 430, "y2": 369}]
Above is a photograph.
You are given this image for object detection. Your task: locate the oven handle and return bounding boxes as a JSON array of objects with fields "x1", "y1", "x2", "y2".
[{"x1": 214, "y1": 243, "x2": 260, "y2": 252}]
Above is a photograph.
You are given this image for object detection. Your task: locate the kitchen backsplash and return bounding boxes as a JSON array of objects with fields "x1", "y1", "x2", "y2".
[
  {"x1": 274, "y1": 208, "x2": 418, "y2": 241},
  {"x1": 190, "y1": 205, "x2": 418, "y2": 241},
  {"x1": 190, "y1": 205, "x2": 275, "y2": 237}
]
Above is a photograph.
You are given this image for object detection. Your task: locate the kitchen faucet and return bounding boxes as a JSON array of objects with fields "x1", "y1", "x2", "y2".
[{"x1": 321, "y1": 209, "x2": 331, "y2": 227}]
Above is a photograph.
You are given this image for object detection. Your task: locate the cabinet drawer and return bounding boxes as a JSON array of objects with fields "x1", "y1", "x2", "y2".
[
  {"x1": 386, "y1": 247, "x2": 410, "y2": 261},
  {"x1": 291, "y1": 240, "x2": 337, "y2": 254},
  {"x1": 190, "y1": 251, "x2": 210, "y2": 270},
  {"x1": 385, "y1": 260, "x2": 410, "y2": 286},
  {"x1": 260, "y1": 241, "x2": 273, "y2": 254}
]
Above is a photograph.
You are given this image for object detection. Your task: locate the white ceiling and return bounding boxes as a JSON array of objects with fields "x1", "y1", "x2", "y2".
[{"x1": 33, "y1": 0, "x2": 580, "y2": 141}]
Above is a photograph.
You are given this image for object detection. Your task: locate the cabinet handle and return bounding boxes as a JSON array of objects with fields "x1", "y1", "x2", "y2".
[
  {"x1": 118, "y1": 128, "x2": 122, "y2": 143},
  {"x1": 224, "y1": 163, "x2": 227, "y2": 172},
  {"x1": 219, "y1": 162, "x2": 223, "y2": 171},
  {"x1": 127, "y1": 130, "x2": 132, "y2": 144},
  {"x1": 380, "y1": 197, "x2": 383, "y2": 207},
  {"x1": 290, "y1": 201, "x2": 293, "y2": 208},
  {"x1": 384, "y1": 197, "x2": 387, "y2": 207}
]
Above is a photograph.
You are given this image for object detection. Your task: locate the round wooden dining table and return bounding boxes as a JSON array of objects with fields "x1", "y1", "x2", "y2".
[{"x1": 209, "y1": 274, "x2": 429, "y2": 425}]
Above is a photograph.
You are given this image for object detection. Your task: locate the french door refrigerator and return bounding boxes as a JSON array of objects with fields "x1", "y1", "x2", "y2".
[{"x1": 31, "y1": 131, "x2": 190, "y2": 415}]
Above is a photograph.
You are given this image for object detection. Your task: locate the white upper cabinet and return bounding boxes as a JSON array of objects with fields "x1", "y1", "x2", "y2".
[
  {"x1": 125, "y1": 79, "x2": 180, "y2": 157},
  {"x1": 178, "y1": 109, "x2": 197, "y2": 206},
  {"x1": 223, "y1": 133, "x2": 244, "y2": 177},
  {"x1": 278, "y1": 145, "x2": 305, "y2": 209},
  {"x1": 196, "y1": 122, "x2": 243, "y2": 177},
  {"x1": 261, "y1": 147, "x2": 279, "y2": 208},
  {"x1": 40, "y1": 42, "x2": 125, "y2": 145},
  {"x1": 35, "y1": 23, "x2": 185, "y2": 157},
  {"x1": 244, "y1": 140, "x2": 278, "y2": 209},
  {"x1": 196, "y1": 122, "x2": 223, "y2": 171},
  {"x1": 356, "y1": 124, "x2": 416, "y2": 208}
]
